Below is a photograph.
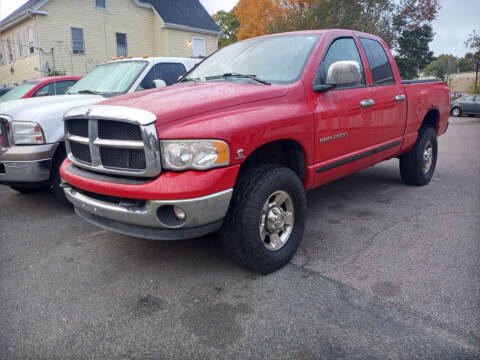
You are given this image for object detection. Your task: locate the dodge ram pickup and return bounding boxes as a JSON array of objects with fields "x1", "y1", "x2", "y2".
[
  {"x1": 0, "y1": 57, "x2": 199, "y2": 205},
  {"x1": 60, "y1": 30, "x2": 450, "y2": 274}
]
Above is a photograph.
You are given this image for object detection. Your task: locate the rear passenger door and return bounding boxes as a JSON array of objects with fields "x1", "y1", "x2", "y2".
[{"x1": 359, "y1": 37, "x2": 407, "y2": 147}]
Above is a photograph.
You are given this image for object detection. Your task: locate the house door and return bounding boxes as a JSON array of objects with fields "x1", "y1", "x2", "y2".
[{"x1": 192, "y1": 37, "x2": 206, "y2": 57}]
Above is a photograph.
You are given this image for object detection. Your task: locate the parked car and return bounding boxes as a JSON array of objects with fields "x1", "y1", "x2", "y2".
[
  {"x1": 0, "y1": 76, "x2": 82, "y2": 103},
  {"x1": 0, "y1": 57, "x2": 200, "y2": 204},
  {"x1": 0, "y1": 88, "x2": 12, "y2": 97},
  {"x1": 451, "y1": 95, "x2": 480, "y2": 117},
  {"x1": 60, "y1": 30, "x2": 450, "y2": 274}
]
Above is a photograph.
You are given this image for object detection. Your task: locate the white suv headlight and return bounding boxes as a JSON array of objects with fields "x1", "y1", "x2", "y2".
[
  {"x1": 161, "y1": 140, "x2": 230, "y2": 171},
  {"x1": 12, "y1": 121, "x2": 45, "y2": 145}
]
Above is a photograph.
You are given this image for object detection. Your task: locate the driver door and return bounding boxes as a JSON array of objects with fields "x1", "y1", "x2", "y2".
[{"x1": 311, "y1": 37, "x2": 372, "y2": 186}]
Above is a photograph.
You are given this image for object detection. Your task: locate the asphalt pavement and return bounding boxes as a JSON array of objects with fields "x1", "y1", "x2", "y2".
[{"x1": 1, "y1": 116, "x2": 479, "y2": 359}]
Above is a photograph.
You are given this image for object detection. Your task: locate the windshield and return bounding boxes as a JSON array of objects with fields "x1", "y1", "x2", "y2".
[
  {"x1": 68, "y1": 61, "x2": 148, "y2": 95},
  {"x1": 184, "y1": 35, "x2": 320, "y2": 85},
  {"x1": 0, "y1": 82, "x2": 38, "y2": 103}
]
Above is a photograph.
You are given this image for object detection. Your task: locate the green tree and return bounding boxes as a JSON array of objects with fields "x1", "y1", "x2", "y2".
[
  {"x1": 395, "y1": 24, "x2": 435, "y2": 79},
  {"x1": 457, "y1": 53, "x2": 476, "y2": 72},
  {"x1": 212, "y1": 10, "x2": 240, "y2": 47},
  {"x1": 426, "y1": 54, "x2": 458, "y2": 83}
]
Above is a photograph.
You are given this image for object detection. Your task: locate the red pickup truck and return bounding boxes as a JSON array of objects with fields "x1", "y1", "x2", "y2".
[{"x1": 60, "y1": 30, "x2": 450, "y2": 274}]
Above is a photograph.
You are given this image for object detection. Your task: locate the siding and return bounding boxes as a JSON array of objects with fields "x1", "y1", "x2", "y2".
[
  {"x1": 0, "y1": 0, "x2": 218, "y2": 84},
  {"x1": 0, "y1": 18, "x2": 40, "y2": 87},
  {"x1": 166, "y1": 28, "x2": 217, "y2": 57},
  {"x1": 36, "y1": 0, "x2": 156, "y2": 76}
]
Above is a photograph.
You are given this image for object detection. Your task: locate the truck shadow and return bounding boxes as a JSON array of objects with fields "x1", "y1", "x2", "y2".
[{"x1": 2, "y1": 159, "x2": 404, "y2": 275}]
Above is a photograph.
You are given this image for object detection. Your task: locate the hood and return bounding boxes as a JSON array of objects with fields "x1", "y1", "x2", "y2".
[
  {"x1": 100, "y1": 82, "x2": 290, "y2": 125},
  {"x1": 0, "y1": 94, "x2": 104, "y2": 143},
  {"x1": 0, "y1": 94, "x2": 105, "y2": 121}
]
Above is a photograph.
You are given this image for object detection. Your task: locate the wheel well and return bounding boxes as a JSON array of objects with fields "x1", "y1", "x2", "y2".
[
  {"x1": 242, "y1": 140, "x2": 306, "y2": 182},
  {"x1": 50, "y1": 143, "x2": 66, "y2": 178},
  {"x1": 421, "y1": 109, "x2": 439, "y2": 132}
]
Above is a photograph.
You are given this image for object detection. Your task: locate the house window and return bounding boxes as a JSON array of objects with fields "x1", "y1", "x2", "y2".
[
  {"x1": 16, "y1": 31, "x2": 26, "y2": 58},
  {"x1": 26, "y1": 26, "x2": 37, "y2": 55},
  {"x1": 95, "y1": 0, "x2": 106, "y2": 9},
  {"x1": 192, "y1": 36, "x2": 206, "y2": 57},
  {"x1": 0, "y1": 43, "x2": 5, "y2": 65},
  {"x1": 116, "y1": 33, "x2": 127, "y2": 57},
  {"x1": 7, "y1": 37, "x2": 15, "y2": 62},
  {"x1": 71, "y1": 27, "x2": 85, "y2": 55}
]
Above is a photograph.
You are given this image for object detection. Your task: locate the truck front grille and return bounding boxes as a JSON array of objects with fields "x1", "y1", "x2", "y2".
[
  {"x1": 0, "y1": 116, "x2": 12, "y2": 152},
  {"x1": 70, "y1": 142, "x2": 91, "y2": 163},
  {"x1": 64, "y1": 107, "x2": 160, "y2": 178},
  {"x1": 99, "y1": 147, "x2": 146, "y2": 169},
  {"x1": 98, "y1": 120, "x2": 142, "y2": 141}
]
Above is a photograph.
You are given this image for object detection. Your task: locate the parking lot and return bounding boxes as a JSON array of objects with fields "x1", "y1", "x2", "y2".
[{"x1": 1, "y1": 116, "x2": 479, "y2": 359}]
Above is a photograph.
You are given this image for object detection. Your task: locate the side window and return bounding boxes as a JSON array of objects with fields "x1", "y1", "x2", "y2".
[
  {"x1": 359, "y1": 37, "x2": 395, "y2": 85},
  {"x1": 0, "y1": 43, "x2": 5, "y2": 65},
  {"x1": 71, "y1": 27, "x2": 85, "y2": 55},
  {"x1": 139, "y1": 63, "x2": 187, "y2": 89},
  {"x1": 34, "y1": 83, "x2": 54, "y2": 97},
  {"x1": 116, "y1": 33, "x2": 128, "y2": 57},
  {"x1": 53, "y1": 80, "x2": 77, "y2": 95},
  {"x1": 319, "y1": 37, "x2": 365, "y2": 88},
  {"x1": 95, "y1": 0, "x2": 106, "y2": 9},
  {"x1": 26, "y1": 25, "x2": 38, "y2": 55},
  {"x1": 7, "y1": 37, "x2": 16, "y2": 63}
]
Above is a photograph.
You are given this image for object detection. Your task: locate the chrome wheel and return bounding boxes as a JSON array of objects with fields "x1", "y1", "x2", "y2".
[
  {"x1": 452, "y1": 107, "x2": 460, "y2": 117},
  {"x1": 423, "y1": 141, "x2": 433, "y2": 174},
  {"x1": 259, "y1": 190, "x2": 294, "y2": 251}
]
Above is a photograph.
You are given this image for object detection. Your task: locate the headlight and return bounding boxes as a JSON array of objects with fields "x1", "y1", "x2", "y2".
[
  {"x1": 12, "y1": 121, "x2": 45, "y2": 145},
  {"x1": 161, "y1": 140, "x2": 230, "y2": 171}
]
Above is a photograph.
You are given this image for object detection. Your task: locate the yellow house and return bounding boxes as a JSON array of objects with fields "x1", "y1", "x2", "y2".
[{"x1": 0, "y1": 0, "x2": 219, "y2": 87}]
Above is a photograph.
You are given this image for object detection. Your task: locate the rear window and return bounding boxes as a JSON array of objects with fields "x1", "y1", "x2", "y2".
[{"x1": 359, "y1": 38, "x2": 395, "y2": 85}]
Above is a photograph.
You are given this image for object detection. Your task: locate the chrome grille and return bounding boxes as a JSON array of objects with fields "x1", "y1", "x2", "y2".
[
  {"x1": 0, "y1": 116, "x2": 13, "y2": 153},
  {"x1": 64, "y1": 105, "x2": 160, "y2": 178}
]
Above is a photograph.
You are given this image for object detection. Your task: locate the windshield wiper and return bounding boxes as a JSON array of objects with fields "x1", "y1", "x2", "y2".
[
  {"x1": 206, "y1": 73, "x2": 271, "y2": 85},
  {"x1": 75, "y1": 90, "x2": 104, "y2": 95},
  {"x1": 180, "y1": 77, "x2": 200, "y2": 83}
]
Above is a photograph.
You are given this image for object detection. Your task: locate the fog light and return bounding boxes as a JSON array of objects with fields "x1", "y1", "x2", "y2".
[{"x1": 173, "y1": 206, "x2": 186, "y2": 221}]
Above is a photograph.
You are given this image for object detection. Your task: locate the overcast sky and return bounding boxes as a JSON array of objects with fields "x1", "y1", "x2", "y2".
[{"x1": 1, "y1": 0, "x2": 478, "y2": 57}]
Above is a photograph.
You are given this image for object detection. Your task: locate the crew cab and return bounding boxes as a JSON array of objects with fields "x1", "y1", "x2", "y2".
[
  {"x1": 60, "y1": 30, "x2": 450, "y2": 274},
  {"x1": 0, "y1": 76, "x2": 82, "y2": 103},
  {"x1": 0, "y1": 57, "x2": 200, "y2": 204}
]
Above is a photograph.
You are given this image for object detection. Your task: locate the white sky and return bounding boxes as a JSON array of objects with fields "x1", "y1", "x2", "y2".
[{"x1": 1, "y1": 0, "x2": 478, "y2": 57}]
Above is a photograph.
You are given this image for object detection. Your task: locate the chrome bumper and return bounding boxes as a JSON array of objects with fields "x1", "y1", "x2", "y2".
[
  {"x1": 63, "y1": 186, "x2": 233, "y2": 240},
  {"x1": 0, "y1": 144, "x2": 58, "y2": 183}
]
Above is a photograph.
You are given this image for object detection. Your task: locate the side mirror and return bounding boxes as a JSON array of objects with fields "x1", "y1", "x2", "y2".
[
  {"x1": 326, "y1": 60, "x2": 362, "y2": 86},
  {"x1": 152, "y1": 79, "x2": 166, "y2": 88}
]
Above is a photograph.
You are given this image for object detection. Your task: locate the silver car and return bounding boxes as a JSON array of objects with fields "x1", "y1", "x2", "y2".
[{"x1": 451, "y1": 95, "x2": 480, "y2": 117}]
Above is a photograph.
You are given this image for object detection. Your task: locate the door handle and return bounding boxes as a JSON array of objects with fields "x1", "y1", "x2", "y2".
[
  {"x1": 395, "y1": 95, "x2": 406, "y2": 102},
  {"x1": 360, "y1": 99, "x2": 375, "y2": 108}
]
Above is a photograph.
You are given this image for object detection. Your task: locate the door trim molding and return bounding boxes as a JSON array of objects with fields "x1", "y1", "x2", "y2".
[{"x1": 315, "y1": 140, "x2": 401, "y2": 173}]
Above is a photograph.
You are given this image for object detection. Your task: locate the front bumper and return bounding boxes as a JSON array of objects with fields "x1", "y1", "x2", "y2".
[
  {"x1": 0, "y1": 144, "x2": 58, "y2": 183},
  {"x1": 63, "y1": 185, "x2": 233, "y2": 240}
]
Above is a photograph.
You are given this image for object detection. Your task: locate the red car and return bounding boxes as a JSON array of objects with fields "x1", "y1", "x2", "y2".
[
  {"x1": 0, "y1": 76, "x2": 82, "y2": 103},
  {"x1": 61, "y1": 30, "x2": 450, "y2": 274}
]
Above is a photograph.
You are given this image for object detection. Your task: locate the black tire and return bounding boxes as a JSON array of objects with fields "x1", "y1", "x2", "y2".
[
  {"x1": 451, "y1": 107, "x2": 461, "y2": 117},
  {"x1": 8, "y1": 185, "x2": 47, "y2": 194},
  {"x1": 399, "y1": 127, "x2": 438, "y2": 186},
  {"x1": 51, "y1": 146, "x2": 72, "y2": 208},
  {"x1": 221, "y1": 165, "x2": 307, "y2": 274}
]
